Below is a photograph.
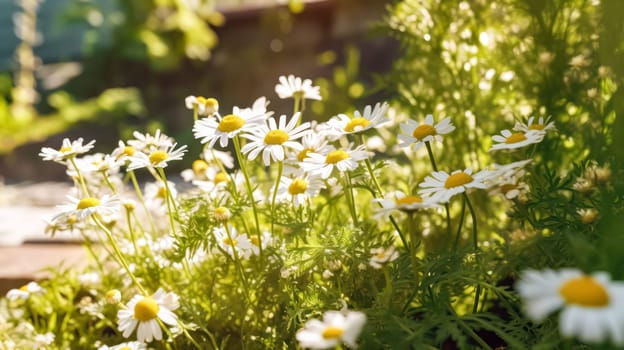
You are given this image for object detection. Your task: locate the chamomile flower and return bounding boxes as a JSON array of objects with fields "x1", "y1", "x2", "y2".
[
  {"x1": 287, "y1": 132, "x2": 332, "y2": 165},
  {"x1": 112, "y1": 140, "x2": 137, "y2": 163},
  {"x1": 489, "y1": 129, "x2": 544, "y2": 152},
  {"x1": 213, "y1": 226, "x2": 254, "y2": 259},
  {"x1": 488, "y1": 160, "x2": 532, "y2": 199},
  {"x1": 325, "y1": 102, "x2": 389, "y2": 136},
  {"x1": 181, "y1": 159, "x2": 212, "y2": 182},
  {"x1": 578, "y1": 208, "x2": 599, "y2": 224},
  {"x1": 276, "y1": 173, "x2": 325, "y2": 206},
  {"x1": 516, "y1": 268, "x2": 624, "y2": 345},
  {"x1": 185, "y1": 95, "x2": 219, "y2": 116},
  {"x1": 248, "y1": 231, "x2": 274, "y2": 256},
  {"x1": 39, "y1": 138, "x2": 95, "y2": 162},
  {"x1": 275, "y1": 74, "x2": 322, "y2": 100},
  {"x1": 241, "y1": 112, "x2": 311, "y2": 165},
  {"x1": 300, "y1": 145, "x2": 368, "y2": 179},
  {"x1": 126, "y1": 143, "x2": 188, "y2": 170},
  {"x1": 514, "y1": 116, "x2": 556, "y2": 133},
  {"x1": 296, "y1": 310, "x2": 366, "y2": 349},
  {"x1": 369, "y1": 246, "x2": 399, "y2": 269},
  {"x1": 418, "y1": 168, "x2": 493, "y2": 202},
  {"x1": 117, "y1": 288, "x2": 179, "y2": 343},
  {"x1": 128, "y1": 129, "x2": 174, "y2": 153},
  {"x1": 372, "y1": 190, "x2": 440, "y2": 219},
  {"x1": 6, "y1": 282, "x2": 44, "y2": 300},
  {"x1": 193, "y1": 97, "x2": 272, "y2": 148},
  {"x1": 53, "y1": 194, "x2": 120, "y2": 221},
  {"x1": 398, "y1": 115, "x2": 455, "y2": 150}
]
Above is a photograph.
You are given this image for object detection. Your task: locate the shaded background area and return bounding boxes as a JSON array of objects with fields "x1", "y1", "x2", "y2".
[{"x1": 0, "y1": 0, "x2": 399, "y2": 182}]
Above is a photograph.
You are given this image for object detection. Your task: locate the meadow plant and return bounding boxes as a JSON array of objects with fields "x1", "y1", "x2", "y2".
[{"x1": 0, "y1": 68, "x2": 621, "y2": 349}]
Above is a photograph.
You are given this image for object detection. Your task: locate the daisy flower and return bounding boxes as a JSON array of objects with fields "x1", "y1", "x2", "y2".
[
  {"x1": 193, "y1": 97, "x2": 272, "y2": 148},
  {"x1": 181, "y1": 159, "x2": 212, "y2": 182},
  {"x1": 488, "y1": 160, "x2": 532, "y2": 199},
  {"x1": 369, "y1": 246, "x2": 399, "y2": 269},
  {"x1": 287, "y1": 131, "x2": 332, "y2": 165},
  {"x1": 185, "y1": 95, "x2": 219, "y2": 116},
  {"x1": 398, "y1": 115, "x2": 455, "y2": 150},
  {"x1": 300, "y1": 145, "x2": 369, "y2": 179},
  {"x1": 248, "y1": 231, "x2": 274, "y2": 256},
  {"x1": 53, "y1": 194, "x2": 120, "y2": 221},
  {"x1": 296, "y1": 310, "x2": 366, "y2": 349},
  {"x1": 489, "y1": 129, "x2": 544, "y2": 152},
  {"x1": 202, "y1": 148, "x2": 235, "y2": 169},
  {"x1": 117, "y1": 288, "x2": 179, "y2": 343},
  {"x1": 213, "y1": 226, "x2": 254, "y2": 259},
  {"x1": 577, "y1": 208, "x2": 598, "y2": 224},
  {"x1": 514, "y1": 116, "x2": 556, "y2": 133},
  {"x1": 241, "y1": 112, "x2": 311, "y2": 166},
  {"x1": 126, "y1": 143, "x2": 188, "y2": 170},
  {"x1": 111, "y1": 140, "x2": 137, "y2": 163},
  {"x1": 516, "y1": 268, "x2": 624, "y2": 346},
  {"x1": 419, "y1": 168, "x2": 493, "y2": 203},
  {"x1": 127, "y1": 129, "x2": 174, "y2": 153},
  {"x1": 276, "y1": 173, "x2": 325, "y2": 206},
  {"x1": 275, "y1": 74, "x2": 322, "y2": 100},
  {"x1": 325, "y1": 102, "x2": 389, "y2": 136},
  {"x1": 6, "y1": 281, "x2": 44, "y2": 300},
  {"x1": 372, "y1": 190, "x2": 440, "y2": 219},
  {"x1": 39, "y1": 138, "x2": 95, "y2": 162}
]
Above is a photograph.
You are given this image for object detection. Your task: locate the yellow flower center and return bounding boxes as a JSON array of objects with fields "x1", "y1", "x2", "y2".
[
  {"x1": 325, "y1": 150, "x2": 349, "y2": 164},
  {"x1": 192, "y1": 160, "x2": 209, "y2": 175},
  {"x1": 297, "y1": 148, "x2": 313, "y2": 162},
  {"x1": 156, "y1": 187, "x2": 168, "y2": 199},
  {"x1": 288, "y1": 178, "x2": 308, "y2": 195},
  {"x1": 214, "y1": 172, "x2": 228, "y2": 184},
  {"x1": 529, "y1": 124, "x2": 545, "y2": 131},
  {"x1": 250, "y1": 235, "x2": 260, "y2": 246},
  {"x1": 133, "y1": 297, "x2": 160, "y2": 322},
  {"x1": 67, "y1": 215, "x2": 78, "y2": 224},
  {"x1": 559, "y1": 276, "x2": 609, "y2": 307},
  {"x1": 214, "y1": 207, "x2": 231, "y2": 221},
  {"x1": 217, "y1": 114, "x2": 245, "y2": 132},
  {"x1": 149, "y1": 151, "x2": 168, "y2": 165},
  {"x1": 59, "y1": 146, "x2": 72, "y2": 153},
  {"x1": 375, "y1": 251, "x2": 387, "y2": 259},
  {"x1": 500, "y1": 184, "x2": 517, "y2": 194},
  {"x1": 222, "y1": 237, "x2": 238, "y2": 246},
  {"x1": 19, "y1": 284, "x2": 29, "y2": 292},
  {"x1": 345, "y1": 117, "x2": 371, "y2": 132},
  {"x1": 395, "y1": 195, "x2": 423, "y2": 206},
  {"x1": 198, "y1": 96, "x2": 218, "y2": 108},
  {"x1": 322, "y1": 326, "x2": 344, "y2": 340},
  {"x1": 505, "y1": 132, "x2": 527, "y2": 144},
  {"x1": 119, "y1": 347, "x2": 131, "y2": 350},
  {"x1": 444, "y1": 172, "x2": 473, "y2": 189},
  {"x1": 123, "y1": 146, "x2": 135, "y2": 156},
  {"x1": 264, "y1": 130, "x2": 290, "y2": 145},
  {"x1": 77, "y1": 197, "x2": 100, "y2": 209},
  {"x1": 412, "y1": 124, "x2": 436, "y2": 140}
]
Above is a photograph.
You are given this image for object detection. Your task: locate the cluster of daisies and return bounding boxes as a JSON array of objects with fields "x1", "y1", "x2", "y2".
[{"x1": 4, "y1": 73, "x2": 616, "y2": 349}]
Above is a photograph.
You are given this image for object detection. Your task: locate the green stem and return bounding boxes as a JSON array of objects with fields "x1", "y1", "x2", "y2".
[
  {"x1": 448, "y1": 305, "x2": 493, "y2": 350},
  {"x1": 233, "y1": 136, "x2": 262, "y2": 254},
  {"x1": 424, "y1": 141, "x2": 452, "y2": 240},
  {"x1": 92, "y1": 215, "x2": 146, "y2": 295},
  {"x1": 343, "y1": 172, "x2": 358, "y2": 225},
  {"x1": 463, "y1": 193, "x2": 478, "y2": 250},
  {"x1": 69, "y1": 157, "x2": 90, "y2": 197},
  {"x1": 193, "y1": 105, "x2": 198, "y2": 122},
  {"x1": 157, "y1": 168, "x2": 178, "y2": 237},
  {"x1": 128, "y1": 170, "x2": 157, "y2": 234},
  {"x1": 224, "y1": 225, "x2": 251, "y2": 301},
  {"x1": 453, "y1": 196, "x2": 467, "y2": 251},
  {"x1": 271, "y1": 161, "x2": 283, "y2": 236}
]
